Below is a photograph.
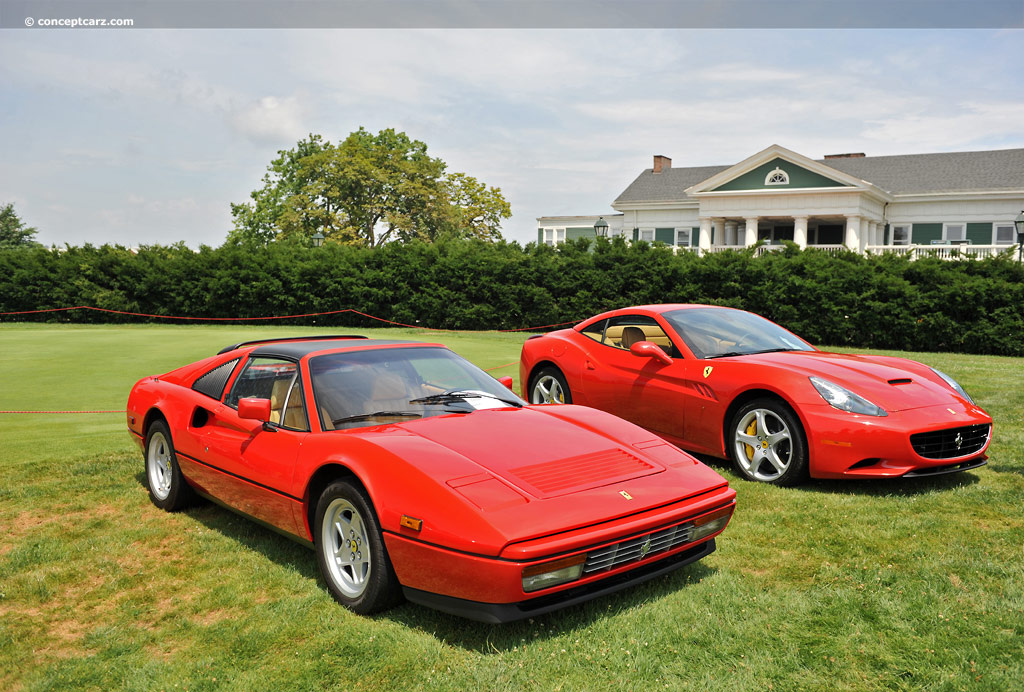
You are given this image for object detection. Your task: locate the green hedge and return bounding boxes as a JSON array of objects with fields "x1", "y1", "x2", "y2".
[{"x1": 2, "y1": 238, "x2": 1022, "y2": 355}]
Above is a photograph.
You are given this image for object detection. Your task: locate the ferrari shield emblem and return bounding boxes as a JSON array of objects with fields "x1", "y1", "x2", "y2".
[
  {"x1": 619, "y1": 490, "x2": 633, "y2": 500},
  {"x1": 703, "y1": 366, "x2": 713, "y2": 379}
]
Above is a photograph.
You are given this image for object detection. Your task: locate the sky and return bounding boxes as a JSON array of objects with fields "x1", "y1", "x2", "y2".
[{"x1": 2, "y1": 22, "x2": 1023, "y2": 248}]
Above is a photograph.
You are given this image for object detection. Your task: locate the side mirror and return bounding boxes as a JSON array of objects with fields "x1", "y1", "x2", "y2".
[
  {"x1": 630, "y1": 340, "x2": 672, "y2": 366},
  {"x1": 238, "y1": 397, "x2": 272, "y2": 422},
  {"x1": 498, "y1": 375, "x2": 515, "y2": 390}
]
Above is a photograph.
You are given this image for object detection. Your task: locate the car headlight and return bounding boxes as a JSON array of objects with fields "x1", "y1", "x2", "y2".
[
  {"x1": 930, "y1": 367, "x2": 974, "y2": 404},
  {"x1": 809, "y1": 376, "x2": 887, "y2": 417},
  {"x1": 522, "y1": 554, "x2": 586, "y2": 592}
]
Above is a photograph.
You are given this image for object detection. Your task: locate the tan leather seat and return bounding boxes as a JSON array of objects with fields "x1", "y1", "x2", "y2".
[
  {"x1": 269, "y1": 377, "x2": 307, "y2": 430},
  {"x1": 369, "y1": 372, "x2": 411, "y2": 412},
  {"x1": 621, "y1": 326, "x2": 646, "y2": 349}
]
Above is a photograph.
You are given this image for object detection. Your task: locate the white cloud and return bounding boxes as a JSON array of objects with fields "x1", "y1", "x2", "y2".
[{"x1": 229, "y1": 95, "x2": 309, "y2": 145}]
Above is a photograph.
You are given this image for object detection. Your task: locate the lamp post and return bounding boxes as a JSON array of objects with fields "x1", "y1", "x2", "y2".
[
  {"x1": 311, "y1": 231, "x2": 325, "y2": 248},
  {"x1": 1015, "y1": 210, "x2": 1024, "y2": 262},
  {"x1": 593, "y1": 216, "x2": 609, "y2": 239}
]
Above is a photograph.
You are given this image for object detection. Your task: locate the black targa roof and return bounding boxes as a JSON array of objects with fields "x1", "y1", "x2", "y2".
[{"x1": 250, "y1": 339, "x2": 425, "y2": 360}]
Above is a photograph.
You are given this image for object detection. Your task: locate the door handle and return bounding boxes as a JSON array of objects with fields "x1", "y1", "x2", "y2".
[{"x1": 585, "y1": 357, "x2": 595, "y2": 370}]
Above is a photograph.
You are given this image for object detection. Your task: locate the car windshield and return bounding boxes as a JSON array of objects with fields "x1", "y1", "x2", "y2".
[
  {"x1": 309, "y1": 346, "x2": 524, "y2": 431},
  {"x1": 661, "y1": 308, "x2": 815, "y2": 359}
]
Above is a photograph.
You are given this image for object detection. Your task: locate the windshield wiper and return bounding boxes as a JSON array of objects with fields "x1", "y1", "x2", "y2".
[
  {"x1": 332, "y1": 411, "x2": 421, "y2": 426},
  {"x1": 706, "y1": 347, "x2": 801, "y2": 359},
  {"x1": 409, "y1": 389, "x2": 523, "y2": 408},
  {"x1": 704, "y1": 351, "x2": 746, "y2": 359}
]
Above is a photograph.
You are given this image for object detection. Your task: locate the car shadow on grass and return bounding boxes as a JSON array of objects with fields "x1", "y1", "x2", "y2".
[
  {"x1": 382, "y1": 561, "x2": 718, "y2": 653},
  {"x1": 690, "y1": 454, "x2": 982, "y2": 497},
  {"x1": 134, "y1": 470, "x2": 320, "y2": 580}
]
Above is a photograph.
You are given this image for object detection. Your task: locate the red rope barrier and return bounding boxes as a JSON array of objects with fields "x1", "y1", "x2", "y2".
[
  {"x1": 482, "y1": 361, "x2": 518, "y2": 372},
  {"x1": 0, "y1": 305, "x2": 577, "y2": 332}
]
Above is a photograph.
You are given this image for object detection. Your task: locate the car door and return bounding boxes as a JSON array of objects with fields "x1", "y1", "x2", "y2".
[
  {"x1": 194, "y1": 356, "x2": 308, "y2": 535},
  {"x1": 578, "y1": 314, "x2": 689, "y2": 440}
]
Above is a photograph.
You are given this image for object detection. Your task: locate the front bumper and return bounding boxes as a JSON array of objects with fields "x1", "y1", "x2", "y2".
[
  {"x1": 382, "y1": 490, "x2": 734, "y2": 622},
  {"x1": 801, "y1": 400, "x2": 992, "y2": 479},
  {"x1": 402, "y1": 539, "x2": 716, "y2": 623}
]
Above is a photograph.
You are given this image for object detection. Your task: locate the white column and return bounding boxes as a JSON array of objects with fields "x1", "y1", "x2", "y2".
[
  {"x1": 744, "y1": 217, "x2": 759, "y2": 247},
  {"x1": 698, "y1": 217, "x2": 712, "y2": 253},
  {"x1": 867, "y1": 221, "x2": 878, "y2": 248},
  {"x1": 793, "y1": 216, "x2": 808, "y2": 249},
  {"x1": 725, "y1": 221, "x2": 738, "y2": 246},
  {"x1": 713, "y1": 218, "x2": 726, "y2": 247},
  {"x1": 860, "y1": 218, "x2": 870, "y2": 252},
  {"x1": 845, "y1": 215, "x2": 861, "y2": 251}
]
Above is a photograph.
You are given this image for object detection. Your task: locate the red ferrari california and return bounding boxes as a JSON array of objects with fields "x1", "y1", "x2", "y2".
[
  {"x1": 128, "y1": 336, "x2": 735, "y2": 622},
  {"x1": 520, "y1": 305, "x2": 992, "y2": 486}
]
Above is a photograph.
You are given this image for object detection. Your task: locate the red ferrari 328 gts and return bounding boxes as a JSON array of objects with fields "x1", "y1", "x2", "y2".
[
  {"x1": 127, "y1": 336, "x2": 735, "y2": 622},
  {"x1": 520, "y1": 305, "x2": 992, "y2": 486}
]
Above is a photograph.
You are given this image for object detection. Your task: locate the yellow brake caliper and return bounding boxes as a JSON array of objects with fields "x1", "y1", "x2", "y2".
[{"x1": 744, "y1": 419, "x2": 757, "y2": 461}]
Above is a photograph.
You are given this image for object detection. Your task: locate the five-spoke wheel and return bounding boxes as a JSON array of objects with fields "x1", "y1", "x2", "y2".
[
  {"x1": 144, "y1": 420, "x2": 196, "y2": 510},
  {"x1": 530, "y1": 367, "x2": 572, "y2": 405},
  {"x1": 314, "y1": 481, "x2": 401, "y2": 614},
  {"x1": 729, "y1": 398, "x2": 807, "y2": 485}
]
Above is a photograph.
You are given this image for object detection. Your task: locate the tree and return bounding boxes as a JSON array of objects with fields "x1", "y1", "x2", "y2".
[
  {"x1": 0, "y1": 203, "x2": 39, "y2": 248},
  {"x1": 439, "y1": 172, "x2": 512, "y2": 242},
  {"x1": 227, "y1": 129, "x2": 510, "y2": 247}
]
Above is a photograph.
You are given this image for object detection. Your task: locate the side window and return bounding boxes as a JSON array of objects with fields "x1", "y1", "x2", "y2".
[
  {"x1": 226, "y1": 357, "x2": 309, "y2": 431},
  {"x1": 192, "y1": 358, "x2": 240, "y2": 400},
  {"x1": 602, "y1": 315, "x2": 679, "y2": 357},
  {"x1": 579, "y1": 319, "x2": 607, "y2": 343}
]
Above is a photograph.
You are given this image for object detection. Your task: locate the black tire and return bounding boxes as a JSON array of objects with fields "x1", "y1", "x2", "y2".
[
  {"x1": 529, "y1": 366, "x2": 572, "y2": 405},
  {"x1": 728, "y1": 398, "x2": 808, "y2": 486},
  {"x1": 144, "y1": 420, "x2": 197, "y2": 510},
  {"x1": 314, "y1": 480, "x2": 402, "y2": 615}
]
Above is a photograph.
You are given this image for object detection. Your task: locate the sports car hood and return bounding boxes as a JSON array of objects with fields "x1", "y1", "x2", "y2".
[
  {"x1": 406, "y1": 406, "x2": 674, "y2": 500},
  {"x1": 742, "y1": 350, "x2": 965, "y2": 412}
]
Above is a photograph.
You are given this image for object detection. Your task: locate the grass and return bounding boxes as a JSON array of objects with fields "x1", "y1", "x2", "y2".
[{"x1": 1, "y1": 323, "x2": 1022, "y2": 691}]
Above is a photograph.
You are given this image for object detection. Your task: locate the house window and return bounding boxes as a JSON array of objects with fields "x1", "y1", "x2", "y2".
[
  {"x1": 675, "y1": 228, "x2": 691, "y2": 247},
  {"x1": 543, "y1": 228, "x2": 565, "y2": 246},
  {"x1": 891, "y1": 224, "x2": 911, "y2": 245},
  {"x1": 994, "y1": 224, "x2": 1015, "y2": 245},
  {"x1": 764, "y1": 167, "x2": 789, "y2": 185},
  {"x1": 639, "y1": 229, "x2": 655, "y2": 242},
  {"x1": 943, "y1": 223, "x2": 966, "y2": 242}
]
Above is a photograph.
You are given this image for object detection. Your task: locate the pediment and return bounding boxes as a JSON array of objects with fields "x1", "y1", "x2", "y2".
[{"x1": 686, "y1": 145, "x2": 867, "y2": 195}]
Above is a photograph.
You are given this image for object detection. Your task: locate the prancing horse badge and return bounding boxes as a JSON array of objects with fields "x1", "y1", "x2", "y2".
[{"x1": 703, "y1": 366, "x2": 713, "y2": 378}]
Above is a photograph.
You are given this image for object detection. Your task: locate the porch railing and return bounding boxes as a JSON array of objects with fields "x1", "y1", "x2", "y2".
[
  {"x1": 663, "y1": 242, "x2": 1019, "y2": 260},
  {"x1": 866, "y1": 244, "x2": 1016, "y2": 260}
]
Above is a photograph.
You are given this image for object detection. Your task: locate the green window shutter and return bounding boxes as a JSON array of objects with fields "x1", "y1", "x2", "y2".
[
  {"x1": 912, "y1": 223, "x2": 942, "y2": 245},
  {"x1": 632, "y1": 228, "x2": 639, "y2": 242},
  {"x1": 966, "y1": 223, "x2": 992, "y2": 245},
  {"x1": 537, "y1": 228, "x2": 544, "y2": 244},
  {"x1": 692, "y1": 227, "x2": 699, "y2": 247},
  {"x1": 655, "y1": 228, "x2": 674, "y2": 245}
]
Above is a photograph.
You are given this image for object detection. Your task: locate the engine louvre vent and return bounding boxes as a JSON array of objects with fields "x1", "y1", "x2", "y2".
[{"x1": 511, "y1": 449, "x2": 656, "y2": 497}]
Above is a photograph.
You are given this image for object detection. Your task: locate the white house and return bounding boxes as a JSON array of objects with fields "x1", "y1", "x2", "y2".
[{"x1": 538, "y1": 144, "x2": 1024, "y2": 259}]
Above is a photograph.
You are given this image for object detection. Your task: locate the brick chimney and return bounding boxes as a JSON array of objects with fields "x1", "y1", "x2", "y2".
[
  {"x1": 653, "y1": 155, "x2": 672, "y2": 173},
  {"x1": 824, "y1": 152, "x2": 866, "y2": 159}
]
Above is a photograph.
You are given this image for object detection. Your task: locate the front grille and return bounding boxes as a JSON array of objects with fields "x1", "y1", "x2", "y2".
[
  {"x1": 583, "y1": 522, "x2": 694, "y2": 574},
  {"x1": 910, "y1": 424, "x2": 990, "y2": 460}
]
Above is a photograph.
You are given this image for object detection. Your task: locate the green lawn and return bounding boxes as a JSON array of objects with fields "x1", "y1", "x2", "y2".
[{"x1": 1, "y1": 324, "x2": 1022, "y2": 691}]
